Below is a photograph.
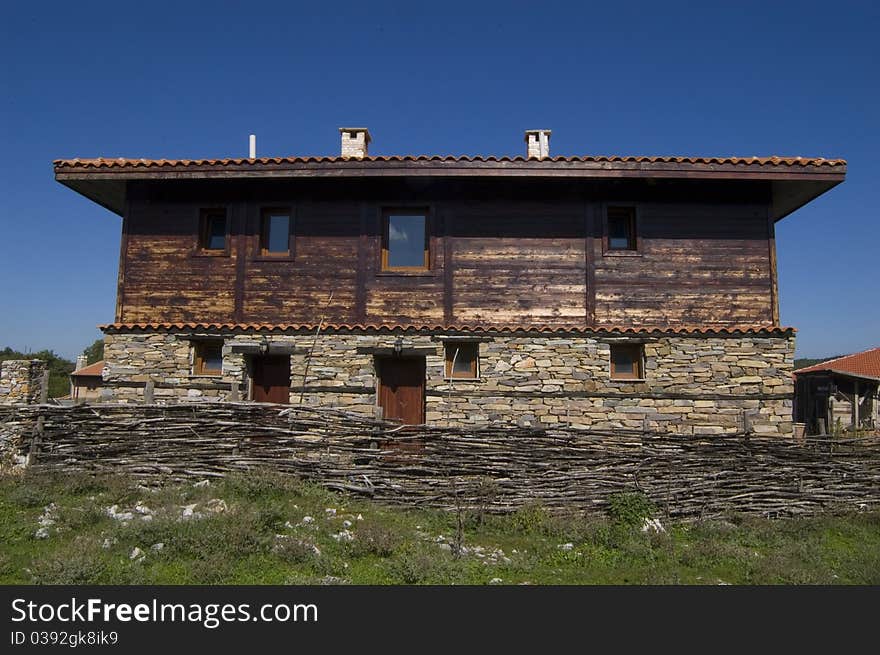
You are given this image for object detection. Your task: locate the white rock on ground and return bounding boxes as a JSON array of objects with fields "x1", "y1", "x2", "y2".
[
  {"x1": 489, "y1": 578, "x2": 503, "y2": 585},
  {"x1": 558, "y1": 543, "x2": 574, "y2": 551},
  {"x1": 34, "y1": 527, "x2": 50, "y2": 539},
  {"x1": 193, "y1": 479, "x2": 211, "y2": 488},
  {"x1": 325, "y1": 508, "x2": 337, "y2": 517},
  {"x1": 129, "y1": 547, "x2": 144, "y2": 561},
  {"x1": 641, "y1": 518, "x2": 666, "y2": 534},
  {"x1": 331, "y1": 530, "x2": 354, "y2": 542},
  {"x1": 342, "y1": 520, "x2": 352, "y2": 528},
  {"x1": 106, "y1": 505, "x2": 134, "y2": 522},
  {"x1": 204, "y1": 499, "x2": 228, "y2": 514},
  {"x1": 150, "y1": 543, "x2": 165, "y2": 552},
  {"x1": 37, "y1": 503, "x2": 57, "y2": 528}
]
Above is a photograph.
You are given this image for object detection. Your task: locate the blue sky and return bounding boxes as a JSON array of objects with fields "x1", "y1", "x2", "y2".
[{"x1": 0, "y1": 1, "x2": 876, "y2": 359}]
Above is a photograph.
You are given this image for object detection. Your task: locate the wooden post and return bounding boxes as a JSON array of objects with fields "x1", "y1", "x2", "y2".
[
  {"x1": 229, "y1": 382, "x2": 240, "y2": 402},
  {"x1": 39, "y1": 370, "x2": 49, "y2": 404},
  {"x1": 144, "y1": 380, "x2": 154, "y2": 404},
  {"x1": 853, "y1": 380, "x2": 860, "y2": 430},
  {"x1": 742, "y1": 410, "x2": 752, "y2": 436},
  {"x1": 828, "y1": 396, "x2": 835, "y2": 435}
]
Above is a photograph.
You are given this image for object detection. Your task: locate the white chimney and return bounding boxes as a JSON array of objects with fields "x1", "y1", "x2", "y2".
[
  {"x1": 339, "y1": 127, "x2": 371, "y2": 159},
  {"x1": 249, "y1": 134, "x2": 256, "y2": 159},
  {"x1": 75, "y1": 355, "x2": 88, "y2": 372},
  {"x1": 525, "y1": 129, "x2": 552, "y2": 159}
]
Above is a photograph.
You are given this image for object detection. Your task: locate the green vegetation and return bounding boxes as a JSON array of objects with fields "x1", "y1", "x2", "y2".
[
  {"x1": 81, "y1": 339, "x2": 104, "y2": 365},
  {"x1": 0, "y1": 347, "x2": 74, "y2": 398},
  {"x1": 1, "y1": 472, "x2": 878, "y2": 585}
]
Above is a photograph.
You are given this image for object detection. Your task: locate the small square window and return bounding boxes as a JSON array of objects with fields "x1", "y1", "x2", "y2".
[
  {"x1": 610, "y1": 344, "x2": 644, "y2": 380},
  {"x1": 199, "y1": 209, "x2": 227, "y2": 251},
  {"x1": 445, "y1": 342, "x2": 479, "y2": 379},
  {"x1": 261, "y1": 210, "x2": 291, "y2": 255},
  {"x1": 607, "y1": 207, "x2": 637, "y2": 251},
  {"x1": 193, "y1": 341, "x2": 223, "y2": 376},
  {"x1": 382, "y1": 210, "x2": 429, "y2": 271}
]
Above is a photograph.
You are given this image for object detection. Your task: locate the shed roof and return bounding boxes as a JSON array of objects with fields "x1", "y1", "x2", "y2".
[
  {"x1": 70, "y1": 360, "x2": 105, "y2": 378},
  {"x1": 793, "y1": 348, "x2": 880, "y2": 382}
]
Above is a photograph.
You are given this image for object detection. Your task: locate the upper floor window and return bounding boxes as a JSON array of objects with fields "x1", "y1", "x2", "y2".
[
  {"x1": 445, "y1": 341, "x2": 479, "y2": 379},
  {"x1": 382, "y1": 210, "x2": 429, "y2": 271},
  {"x1": 606, "y1": 207, "x2": 637, "y2": 251},
  {"x1": 261, "y1": 210, "x2": 291, "y2": 255},
  {"x1": 610, "y1": 343, "x2": 644, "y2": 380},
  {"x1": 199, "y1": 209, "x2": 227, "y2": 251},
  {"x1": 193, "y1": 340, "x2": 223, "y2": 376}
]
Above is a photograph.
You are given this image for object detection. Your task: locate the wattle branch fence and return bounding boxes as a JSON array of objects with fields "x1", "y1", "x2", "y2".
[{"x1": 1, "y1": 403, "x2": 879, "y2": 519}]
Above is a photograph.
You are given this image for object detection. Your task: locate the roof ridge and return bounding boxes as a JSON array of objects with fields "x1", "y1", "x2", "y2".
[{"x1": 53, "y1": 154, "x2": 848, "y2": 168}]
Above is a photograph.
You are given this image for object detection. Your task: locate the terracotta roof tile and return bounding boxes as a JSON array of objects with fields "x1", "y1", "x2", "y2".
[
  {"x1": 793, "y1": 347, "x2": 880, "y2": 380},
  {"x1": 99, "y1": 322, "x2": 794, "y2": 336},
  {"x1": 54, "y1": 154, "x2": 846, "y2": 170},
  {"x1": 70, "y1": 360, "x2": 105, "y2": 377}
]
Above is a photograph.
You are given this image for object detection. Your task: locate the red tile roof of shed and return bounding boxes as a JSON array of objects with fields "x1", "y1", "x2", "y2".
[
  {"x1": 70, "y1": 360, "x2": 105, "y2": 377},
  {"x1": 793, "y1": 348, "x2": 880, "y2": 380}
]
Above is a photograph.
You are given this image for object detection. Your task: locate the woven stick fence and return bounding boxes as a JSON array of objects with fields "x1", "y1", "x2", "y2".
[{"x1": 2, "y1": 403, "x2": 879, "y2": 519}]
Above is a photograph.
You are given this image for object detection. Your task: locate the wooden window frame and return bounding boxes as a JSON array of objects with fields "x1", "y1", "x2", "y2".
[
  {"x1": 603, "y1": 205, "x2": 641, "y2": 256},
  {"x1": 610, "y1": 343, "x2": 645, "y2": 381},
  {"x1": 444, "y1": 341, "x2": 479, "y2": 380},
  {"x1": 380, "y1": 208, "x2": 431, "y2": 273},
  {"x1": 192, "y1": 340, "x2": 224, "y2": 377},
  {"x1": 258, "y1": 207, "x2": 294, "y2": 259},
  {"x1": 195, "y1": 208, "x2": 230, "y2": 256}
]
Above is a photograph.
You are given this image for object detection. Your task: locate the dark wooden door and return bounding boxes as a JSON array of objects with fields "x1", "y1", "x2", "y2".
[
  {"x1": 377, "y1": 357, "x2": 425, "y2": 424},
  {"x1": 252, "y1": 356, "x2": 291, "y2": 404}
]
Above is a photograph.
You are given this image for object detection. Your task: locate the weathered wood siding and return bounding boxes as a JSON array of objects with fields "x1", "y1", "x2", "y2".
[
  {"x1": 448, "y1": 203, "x2": 586, "y2": 326},
  {"x1": 117, "y1": 179, "x2": 775, "y2": 328},
  {"x1": 592, "y1": 202, "x2": 773, "y2": 326}
]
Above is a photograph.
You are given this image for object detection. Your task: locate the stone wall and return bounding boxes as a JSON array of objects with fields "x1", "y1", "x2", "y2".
[
  {"x1": 101, "y1": 330, "x2": 795, "y2": 436},
  {"x1": 0, "y1": 360, "x2": 47, "y2": 405}
]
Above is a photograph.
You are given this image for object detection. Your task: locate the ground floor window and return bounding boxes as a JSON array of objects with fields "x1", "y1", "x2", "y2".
[
  {"x1": 610, "y1": 343, "x2": 644, "y2": 380},
  {"x1": 444, "y1": 341, "x2": 479, "y2": 379},
  {"x1": 192, "y1": 340, "x2": 223, "y2": 376}
]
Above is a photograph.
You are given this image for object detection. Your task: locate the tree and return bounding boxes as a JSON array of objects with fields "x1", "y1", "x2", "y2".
[
  {"x1": 82, "y1": 339, "x2": 104, "y2": 365},
  {"x1": 0, "y1": 347, "x2": 75, "y2": 398}
]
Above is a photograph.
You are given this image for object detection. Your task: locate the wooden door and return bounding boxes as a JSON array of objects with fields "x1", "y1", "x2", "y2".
[
  {"x1": 252, "y1": 356, "x2": 291, "y2": 404},
  {"x1": 377, "y1": 357, "x2": 425, "y2": 425}
]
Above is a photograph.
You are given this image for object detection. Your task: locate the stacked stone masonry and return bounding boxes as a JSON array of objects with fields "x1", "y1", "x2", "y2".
[
  {"x1": 102, "y1": 331, "x2": 795, "y2": 436},
  {"x1": 0, "y1": 360, "x2": 47, "y2": 405}
]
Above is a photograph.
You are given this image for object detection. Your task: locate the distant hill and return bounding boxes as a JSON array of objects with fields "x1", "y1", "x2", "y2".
[{"x1": 794, "y1": 355, "x2": 844, "y2": 371}]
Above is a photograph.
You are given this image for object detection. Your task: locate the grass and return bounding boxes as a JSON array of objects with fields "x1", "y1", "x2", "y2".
[{"x1": 0, "y1": 471, "x2": 878, "y2": 585}]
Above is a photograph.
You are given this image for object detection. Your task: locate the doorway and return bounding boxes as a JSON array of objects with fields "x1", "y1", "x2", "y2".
[
  {"x1": 252, "y1": 355, "x2": 291, "y2": 404},
  {"x1": 376, "y1": 356, "x2": 425, "y2": 424}
]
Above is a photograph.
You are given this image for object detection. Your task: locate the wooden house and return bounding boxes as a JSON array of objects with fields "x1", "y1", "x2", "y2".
[
  {"x1": 53, "y1": 128, "x2": 846, "y2": 435},
  {"x1": 793, "y1": 347, "x2": 880, "y2": 434}
]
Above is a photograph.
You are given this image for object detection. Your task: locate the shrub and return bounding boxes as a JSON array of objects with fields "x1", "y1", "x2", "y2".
[
  {"x1": 273, "y1": 537, "x2": 319, "y2": 565},
  {"x1": 30, "y1": 542, "x2": 108, "y2": 584},
  {"x1": 386, "y1": 545, "x2": 456, "y2": 584},
  {"x1": 347, "y1": 522, "x2": 401, "y2": 558},
  {"x1": 607, "y1": 491, "x2": 656, "y2": 526}
]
